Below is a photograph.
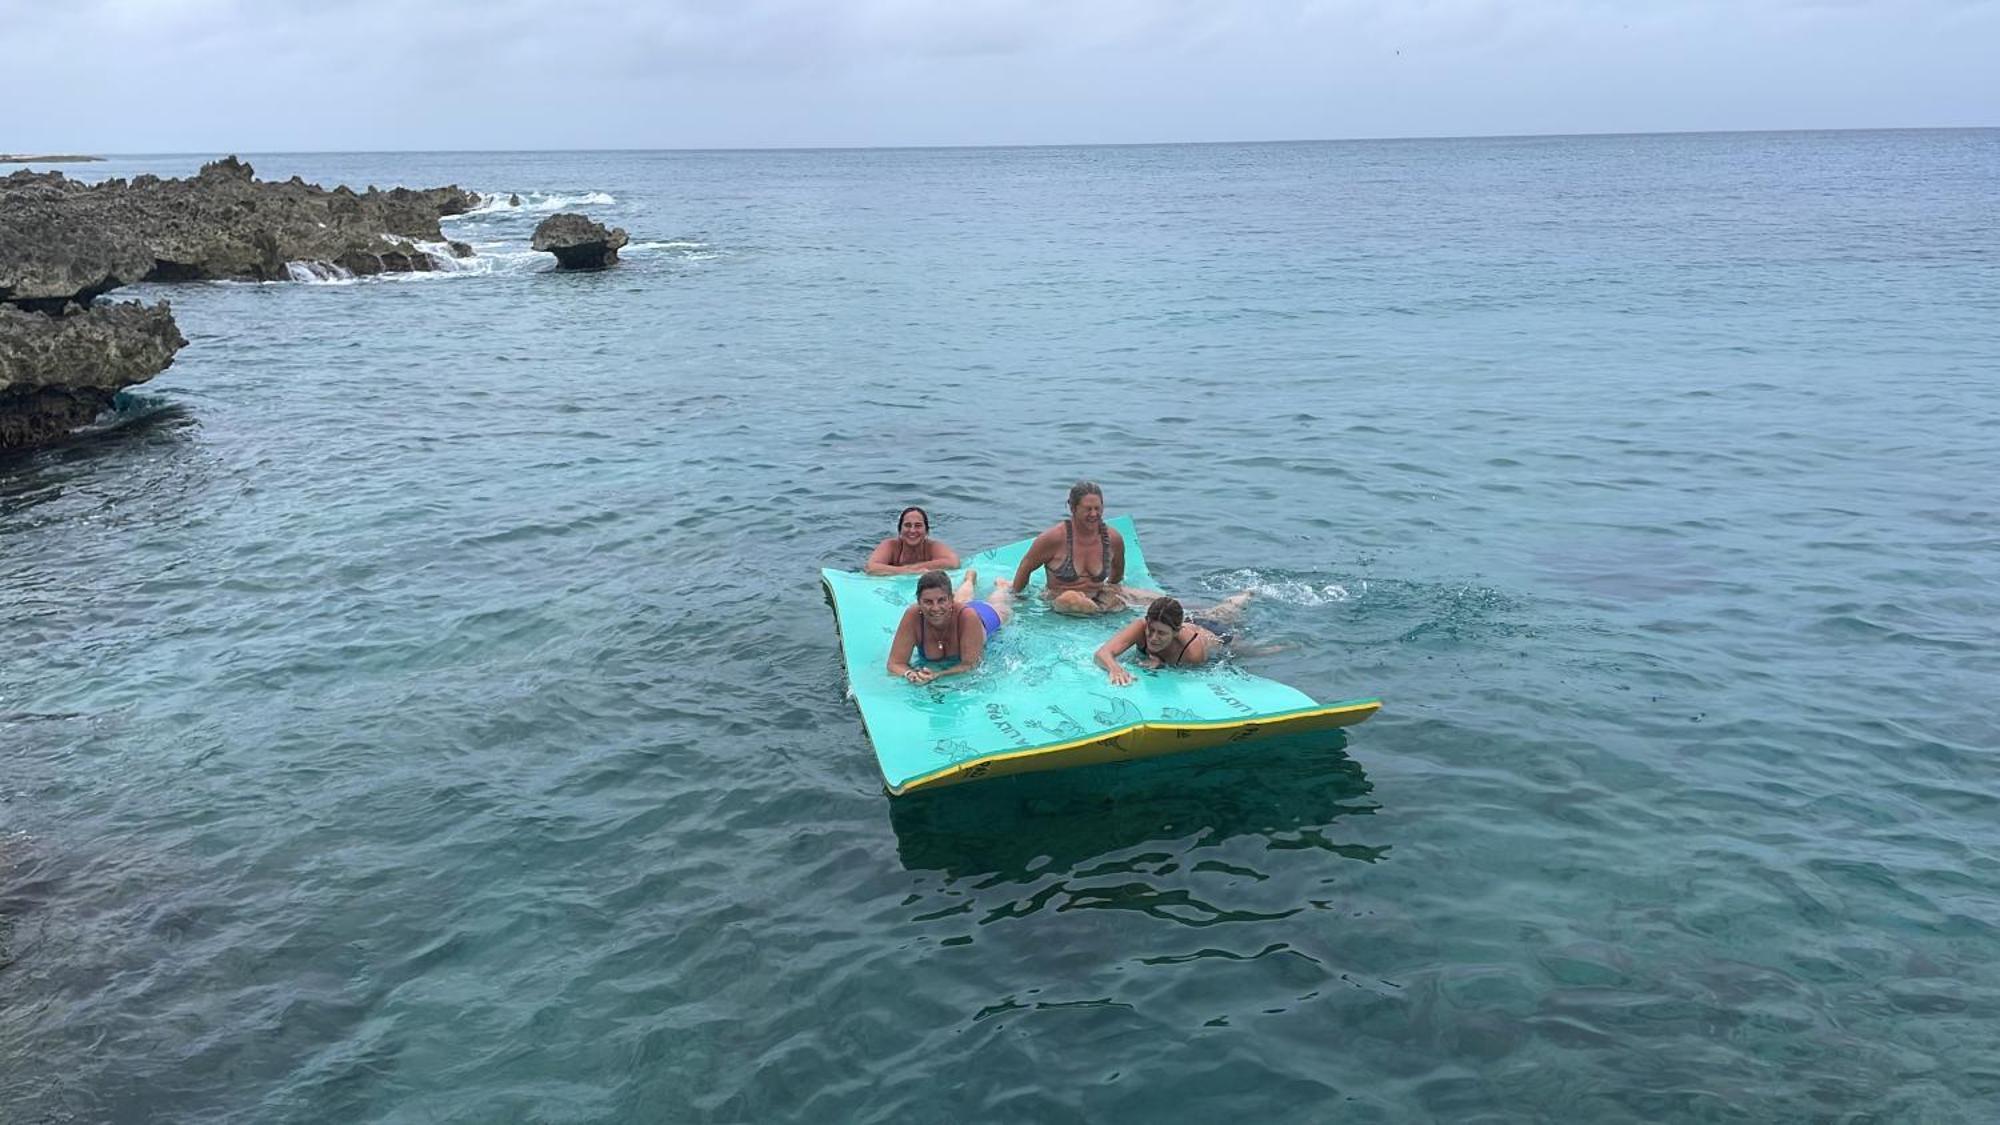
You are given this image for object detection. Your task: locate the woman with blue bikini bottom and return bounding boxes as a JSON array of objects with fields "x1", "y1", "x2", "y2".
[{"x1": 887, "y1": 569, "x2": 1017, "y2": 685}]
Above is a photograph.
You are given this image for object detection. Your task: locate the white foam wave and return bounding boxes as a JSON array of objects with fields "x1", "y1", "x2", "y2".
[
  {"x1": 408, "y1": 239, "x2": 480, "y2": 271},
  {"x1": 624, "y1": 240, "x2": 718, "y2": 261},
  {"x1": 1211, "y1": 569, "x2": 1357, "y2": 607},
  {"x1": 447, "y1": 190, "x2": 617, "y2": 219},
  {"x1": 284, "y1": 260, "x2": 356, "y2": 285},
  {"x1": 275, "y1": 241, "x2": 545, "y2": 286},
  {"x1": 377, "y1": 243, "x2": 547, "y2": 281}
]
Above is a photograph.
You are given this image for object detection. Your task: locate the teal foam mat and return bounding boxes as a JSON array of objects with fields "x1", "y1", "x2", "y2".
[{"x1": 823, "y1": 516, "x2": 1380, "y2": 794}]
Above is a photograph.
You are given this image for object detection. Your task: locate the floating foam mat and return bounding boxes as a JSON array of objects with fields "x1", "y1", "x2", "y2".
[{"x1": 822, "y1": 516, "x2": 1380, "y2": 794}]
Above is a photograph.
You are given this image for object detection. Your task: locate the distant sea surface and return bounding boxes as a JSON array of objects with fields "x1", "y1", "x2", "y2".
[{"x1": 3, "y1": 131, "x2": 1998, "y2": 1123}]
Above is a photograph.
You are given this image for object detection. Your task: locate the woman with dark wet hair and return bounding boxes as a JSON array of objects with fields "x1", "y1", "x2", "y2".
[
  {"x1": 866, "y1": 506, "x2": 960, "y2": 575},
  {"x1": 1094, "y1": 593, "x2": 1252, "y2": 685}
]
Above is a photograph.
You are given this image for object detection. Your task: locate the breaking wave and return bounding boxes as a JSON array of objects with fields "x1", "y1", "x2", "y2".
[{"x1": 448, "y1": 190, "x2": 617, "y2": 219}]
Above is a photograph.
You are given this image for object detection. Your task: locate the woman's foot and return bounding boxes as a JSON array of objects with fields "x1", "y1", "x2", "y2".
[{"x1": 986, "y1": 575, "x2": 1016, "y2": 622}]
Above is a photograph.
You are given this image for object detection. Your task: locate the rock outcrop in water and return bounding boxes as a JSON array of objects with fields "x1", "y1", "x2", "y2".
[
  {"x1": 0, "y1": 157, "x2": 479, "y2": 292},
  {"x1": 532, "y1": 212, "x2": 628, "y2": 270},
  {"x1": 0, "y1": 156, "x2": 479, "y2": 451},
  {"x1": 0, "y1": 301, "x2": 186, "y2": 449}
]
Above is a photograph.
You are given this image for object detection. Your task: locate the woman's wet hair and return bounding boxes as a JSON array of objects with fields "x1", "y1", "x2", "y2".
[
  {"x1": 898, "y1": 506, "x2": 930, "y2": 533},
  {"x1": 1145, "y1": 596, "x2": 1184, "y2": 629},
  {"x1": 916, "y1": 570, "x2": 954, "y2": 601},
  {"x1": 1068, "y1": 480, "x2": 1103, "y2": 509}
]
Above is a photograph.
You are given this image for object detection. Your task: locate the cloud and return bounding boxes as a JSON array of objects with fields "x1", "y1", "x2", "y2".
[{"x1": 0, "y1": 0, "x2": 1993, "y2": 149}]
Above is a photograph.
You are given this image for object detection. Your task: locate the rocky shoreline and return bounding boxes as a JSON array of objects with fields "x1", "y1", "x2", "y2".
[
  {"x1": 0, "y1": 154, "x2": 104, "y2": 163},
  {"x1": 0, "y1": 157, "x2": 477, "y2": 452}
]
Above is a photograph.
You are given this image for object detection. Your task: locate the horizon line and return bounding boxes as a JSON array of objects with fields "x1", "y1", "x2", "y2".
[{"x1": 24, "y1": 123, "x2": 1999, "y2": 160}]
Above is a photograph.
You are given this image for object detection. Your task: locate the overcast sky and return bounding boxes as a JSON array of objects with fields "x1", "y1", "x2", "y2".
[{"x1": 5, "y1": 0, "x2": 1996, "y2": 151}]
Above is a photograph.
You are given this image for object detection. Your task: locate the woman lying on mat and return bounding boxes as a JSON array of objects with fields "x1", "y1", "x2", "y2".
[
  {"x1": 865, "y1": 506, "x2": 961, "y2": 575},
  {"x1": 887, "y1": 569, "x2": 1017, "y2": 685},
  {"x1": 1008, "y1": 480, "x2": 1157, "y2": 615},
  {"x1": 1095, "y1": 594, "x2": 1252, "y2": 685}
]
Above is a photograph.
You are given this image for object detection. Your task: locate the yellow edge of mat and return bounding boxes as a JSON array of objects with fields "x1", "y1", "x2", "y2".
[{"x1": 887, "y1": 698, "x2": 1383, "y2": 795}]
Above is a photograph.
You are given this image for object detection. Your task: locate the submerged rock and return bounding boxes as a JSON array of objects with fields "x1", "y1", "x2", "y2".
[
  {"x1": 532, "y1": 213, "x2": 628, "y2": 270},
  {"x1": 0, "y1": 301, "x2": 187, "y2": 451}
]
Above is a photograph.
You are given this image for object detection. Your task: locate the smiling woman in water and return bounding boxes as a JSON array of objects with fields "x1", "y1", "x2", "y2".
[
  {"x1": 1009, "y1": 481, "x2": 1158, "y2": 615},
  {"x1": 886, "y1": 569, "x2": 1016, "y2": 685},
  {"x1": 865, "y1": 506, "x2": 961, "y2": 575}
]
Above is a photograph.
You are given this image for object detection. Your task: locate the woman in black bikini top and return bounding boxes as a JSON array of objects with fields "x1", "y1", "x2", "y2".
[{"x1": 1094, "y1": 595, "x2": 1249, "y2": 685}]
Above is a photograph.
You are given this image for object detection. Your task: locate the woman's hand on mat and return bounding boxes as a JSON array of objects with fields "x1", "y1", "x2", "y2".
[
  {"x1": 1107, "y1": 665, "x2": 1135, "y2": 686},
  {"x1": 905, "y1": 668, "x2": 936, "y2": 685}
]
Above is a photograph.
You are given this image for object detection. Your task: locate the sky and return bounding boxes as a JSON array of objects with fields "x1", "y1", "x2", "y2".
[{"x1": 4, "y1": 0, "x2": 1996, "y2": 151}]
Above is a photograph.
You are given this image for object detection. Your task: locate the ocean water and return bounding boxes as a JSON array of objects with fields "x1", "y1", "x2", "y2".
[{"x1": 2, "y1": 131, "x2": 1997, "y2": 1122}]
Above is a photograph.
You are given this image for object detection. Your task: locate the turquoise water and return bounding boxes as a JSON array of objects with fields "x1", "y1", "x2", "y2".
[{"x1": 3, "y1": 131, "x2": 1998, "y2": 1122}]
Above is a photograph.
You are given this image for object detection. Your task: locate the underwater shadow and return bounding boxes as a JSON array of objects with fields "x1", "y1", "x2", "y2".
[{"x1": 887, "y1": 731, "x2": 1384, "y2": 883}]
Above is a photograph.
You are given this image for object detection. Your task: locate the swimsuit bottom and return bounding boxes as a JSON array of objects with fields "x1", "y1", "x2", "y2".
[
  {"x1": 970, "y1": 600, "x2": 1002, "y2": 636},
  {"x1": 1189, "y1": 615, "x2": 1235, "y2": 646}
]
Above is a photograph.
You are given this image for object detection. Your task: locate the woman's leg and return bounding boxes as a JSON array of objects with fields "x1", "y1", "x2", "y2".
[
  {"x1": 986, "y1": 576, "x2": 1016, "y2": 625},
  {"x1": 955, "y1": 568, "x2": 978, "y2": 605},
  {"x1": 1050, "y1": 589, "x2": 1107, "y2": 615},
  {"x1": 1201, "y1": 589, "x2": 1254, "y2": 624}
]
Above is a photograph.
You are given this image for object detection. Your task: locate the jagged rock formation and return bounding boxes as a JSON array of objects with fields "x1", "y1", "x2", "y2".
[
  {"x1": 532, "y1": 213, "x2": 629, "y2": 270},
  {"x1": 0, "y1": 302, "x2": 186, "y2": 450},
  {"x1": 0, "y1": 195, "x2": 154, "y2": 312},
  {"x1": 0, "y1": 157, "x2": 479, "y2": 292},
  {"x1": 0, "y1": 156, "x2": 479, "y2": 451}
]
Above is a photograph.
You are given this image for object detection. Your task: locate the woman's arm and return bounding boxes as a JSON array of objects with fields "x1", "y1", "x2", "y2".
[
  {"x1": 1108, "y1": 528, "x2": 1127, "y2": 585},
  {"x1": 866, "y1": 539, "x2": 960, "y2": 576},
  {"x1": 1095, "y1": 619, "x2": 1144, "y2": 685},
  {"x1": 887, "y1": 608, "x2": 929, "y2": 682},
  {"x1": 864, "y1": 537, "x2": 903, "y2": 576},
  {"x1": 1009, "y1": 528, "x2": 1055, "y2": 593}
]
